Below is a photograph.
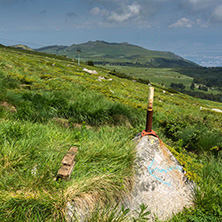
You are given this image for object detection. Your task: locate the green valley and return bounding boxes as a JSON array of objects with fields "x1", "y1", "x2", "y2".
[{"x1": 35, "y1": 40, "x2": 222, "y2": 102}]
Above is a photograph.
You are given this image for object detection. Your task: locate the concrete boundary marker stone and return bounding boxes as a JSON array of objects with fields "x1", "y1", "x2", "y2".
[
  {"x1": 56, "y1": 146, "x2": 78, "y2": 181},
  {"x1": 123, "y1": 135, "x2": 195, "y2": 221}
]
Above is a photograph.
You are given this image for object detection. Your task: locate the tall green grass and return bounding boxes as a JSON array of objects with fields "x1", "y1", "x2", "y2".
[
  {"x1": 169, "y1": 153, "x2": 222, "y2": 222},
  {"x1": 155, "y1": 109, "x2": 222, "y2": 153},
  {"x1": 193, "y1": 154, "x2": 222, "y2": 218},
  {"x1": 5, "y1": 88, "x2": 143, "y2": 127},
  {"x1": 82, "y1": 203, "x2": 150, "y2": 222},
  {"x1": 0, "y1": 119, "x2": 136, "y2": 221}
]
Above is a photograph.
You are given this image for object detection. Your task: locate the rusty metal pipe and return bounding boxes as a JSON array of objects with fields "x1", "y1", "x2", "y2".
[
  {"x1": 145, "y1": 110, "x2": 153, "y2": 132},
  {"x1": 145, "y1": 87, "x2": 154, "y2": 132}
]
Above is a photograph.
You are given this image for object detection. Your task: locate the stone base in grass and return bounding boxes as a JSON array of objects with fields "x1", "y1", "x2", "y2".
[{"x1": 124, "y1": 135, "x2": 194, "y2": 221}]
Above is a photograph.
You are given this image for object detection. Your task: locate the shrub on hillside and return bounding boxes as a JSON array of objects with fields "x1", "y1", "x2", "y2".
[
  {"x1": 87, "y1": 60, "x2": 94, "y2": 66},
  {"x1": 170, "y1": 82, "x2": 185, "y2": 90}
]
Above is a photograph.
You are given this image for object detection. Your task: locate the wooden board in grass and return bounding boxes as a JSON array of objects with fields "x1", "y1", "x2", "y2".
[{"x1": 56, "y1": 146, "x2": 78, "y2": 181}]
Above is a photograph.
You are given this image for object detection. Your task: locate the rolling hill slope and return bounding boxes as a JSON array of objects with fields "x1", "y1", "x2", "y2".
[
  {"x1": 36, "y1": 40, "x2": 198, "y2": 68},
  {"x1": 0, "y1": 44, "x2": 221, "y2": 221}
]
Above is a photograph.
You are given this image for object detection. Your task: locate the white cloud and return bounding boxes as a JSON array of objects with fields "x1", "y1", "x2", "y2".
[
  {"x1": 87, "y1": 0, "x2": 222, "y2": 27},
  {"x1": 185, "y1": 0, "x2": 219, "y2": 11},
  {"x1": 169, "y1": 17, "x2": 194, "y2": 28},
  {"x1": 212, "y1": 4, "x2": 222, "y2": 22},
  {"x1": 187, "y1": 0, "x2": 215, "y2": 6},
  {"x1": 90, "y1": 7, "x2": 100, "y2": 16},
  {"x1": 90, "y1": 6, "x2": 109, "y2": 17},
  {"x1": 196, "y1": 19, "x2": 209, "y2": 28},
  {"x1": 187, "y1": 0, "x2": 202, "y2": 4},
  {"x1": 128, "y1": 3, "x2": 141, "y2": 15},
  {"x1": 107, "y1": 3, "x2": 141, "y2": 23}
]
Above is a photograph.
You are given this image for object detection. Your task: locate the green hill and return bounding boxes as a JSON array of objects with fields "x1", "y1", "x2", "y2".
[
  {"x1": 0, "y1": 44, "x2": 221, "y2": 221},
  {"x1": 36, "y1": 40, "x2": 198, "y2": 68},
  {"x1": 11, "y1": 44, "x2": 33, "y2": 51}
]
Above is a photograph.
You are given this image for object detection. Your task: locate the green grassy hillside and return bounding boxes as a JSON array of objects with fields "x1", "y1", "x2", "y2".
[
  {"x1": 36, "y1": 41, "x2": 197, "y2": 68},
  {"x1": 102, "y1": 65, "x2": 222, "y2": 103},
  {"x1": 0, "y1": 44, "x2": 221, "y2": 221},
  {"x1": 102, "y1": 65, "x2": 193, "y2": 89}
]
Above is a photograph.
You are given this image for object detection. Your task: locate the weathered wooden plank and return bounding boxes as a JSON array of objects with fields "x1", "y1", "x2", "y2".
[
  {"x1": 69, "y1": 146, "x2": 78, "y2": 154},
  {"x1": 57, "y1": 162, "x2": 76, "y2": 180},
  {"x1": 62, "y1": 154, "x2": 75, "y2": 166},
  {"x1": 56, "y1": 146, "x2": 78, "y2": 181}
]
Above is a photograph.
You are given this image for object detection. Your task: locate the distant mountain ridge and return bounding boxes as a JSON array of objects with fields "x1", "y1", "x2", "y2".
[{"x1": 36, "y1": 40, "x2": 198, "y2": 68}]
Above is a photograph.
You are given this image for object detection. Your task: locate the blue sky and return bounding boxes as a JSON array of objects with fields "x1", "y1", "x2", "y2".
[{"x1": 0, "y1": 0, "x2": 222, "y2": 66}]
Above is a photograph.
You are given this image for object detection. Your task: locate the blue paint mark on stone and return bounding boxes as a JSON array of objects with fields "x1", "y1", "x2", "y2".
[{"x1": 147, "y1": 159, "x2": 183, "y2": 186}]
